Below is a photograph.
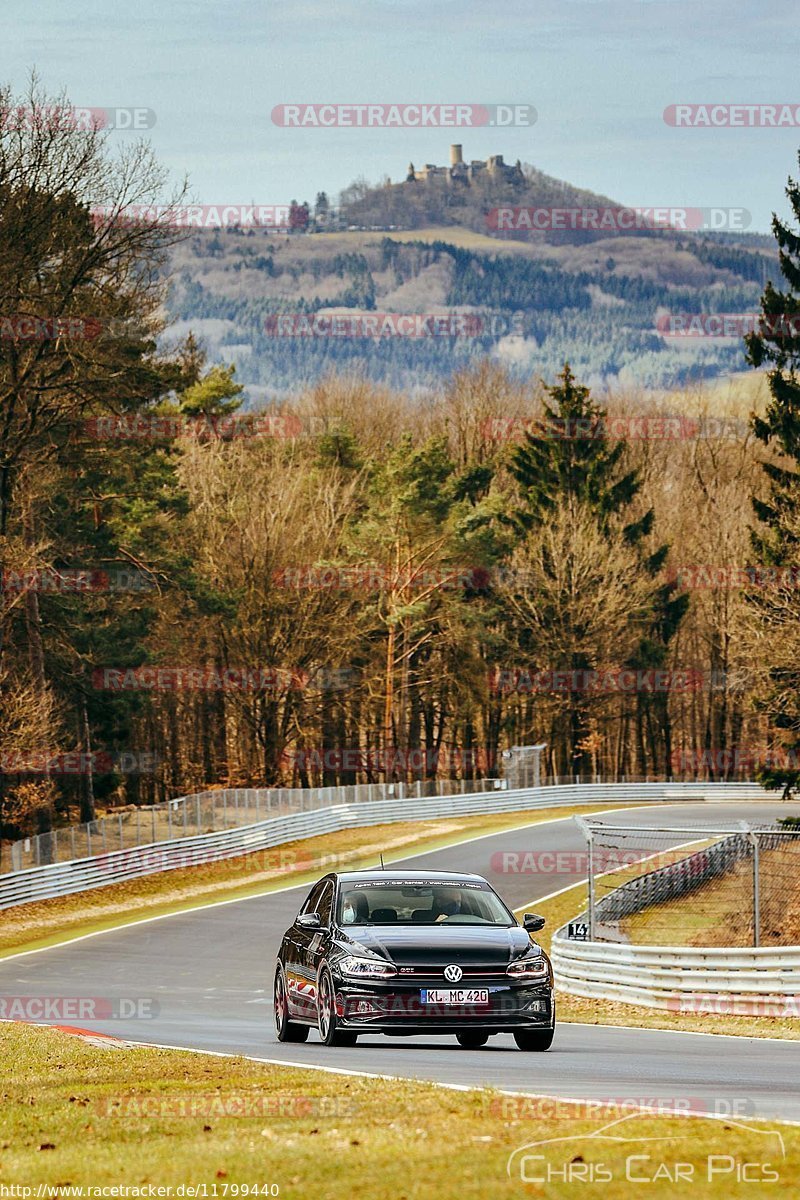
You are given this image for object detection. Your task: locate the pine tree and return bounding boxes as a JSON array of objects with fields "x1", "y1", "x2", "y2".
[
  {"x1": 745, "y1": 152, "x2": 800, "y2": 797},
  {"x1": 506, "y1": 364, "x2": 687, "y2": 775},
  {"x1": 509, "y1": 364, "x2": 645, "y2": 536}
]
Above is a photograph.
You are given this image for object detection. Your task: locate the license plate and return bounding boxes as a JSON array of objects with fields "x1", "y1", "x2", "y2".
[{"x1": 421, "y1": 988, "x2": 489, "y2": 1005}]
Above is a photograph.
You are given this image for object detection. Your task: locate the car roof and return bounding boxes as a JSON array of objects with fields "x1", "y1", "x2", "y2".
[{"x1": 334, "y1": 869, "x2": 488, "y2": 883}]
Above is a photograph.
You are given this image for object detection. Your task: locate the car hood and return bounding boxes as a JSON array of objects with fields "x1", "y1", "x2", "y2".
[{"x1": 336, "y1": 923, "x2": 536, "y2": 968}]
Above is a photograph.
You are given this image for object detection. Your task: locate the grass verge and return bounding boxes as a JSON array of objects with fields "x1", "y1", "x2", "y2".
[
  {"x1": 2, "y1": 1024, "x2": 797, "y2": 1199},
  {"x1": 0, "y1": 803, "x2": 636, "y2": 960}
]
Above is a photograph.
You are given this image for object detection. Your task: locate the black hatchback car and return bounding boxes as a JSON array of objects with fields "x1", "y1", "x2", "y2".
[{"x1": 274, "y1": 869, "x2": 555, "y2": 1050}]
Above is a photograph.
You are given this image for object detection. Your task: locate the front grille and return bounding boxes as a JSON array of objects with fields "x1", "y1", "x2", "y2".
[{"x1": 394, "y1": 967, "x2": 510, "y2": 981}]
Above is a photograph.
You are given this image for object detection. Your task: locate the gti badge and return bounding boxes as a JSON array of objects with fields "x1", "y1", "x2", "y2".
[{"x1": 444, "y1": 964, "x2": 463, "y2": 983}]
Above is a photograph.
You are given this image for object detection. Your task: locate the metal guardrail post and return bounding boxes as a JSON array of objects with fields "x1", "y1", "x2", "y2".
[
  {"x1": 752, "y1": 826, "x2": 760, "y2": 949},
  {"x1": 754, "y1": 833, "x2": 761, "y2": 949},
  {"x1": 740, "y1": 821, "x2": 760, "y2": 948},
  {"x1": 575, "y1": 816, "x2": 595, "y2": 939}
]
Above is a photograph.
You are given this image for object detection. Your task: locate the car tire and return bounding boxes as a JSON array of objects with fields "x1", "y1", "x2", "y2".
[
  {"x1": 456, "y1": 1031, "x2": 489, "y2": 1049},
  {"x1": 274, "y1": 968, "x2": 310, "y2": 1043},
  {"x1": 317, "y1": 966, "x2": 358, "y2": 1047},
  {"x1": 514, "y1": 1027, "x2": 554, "y2": 1052}
]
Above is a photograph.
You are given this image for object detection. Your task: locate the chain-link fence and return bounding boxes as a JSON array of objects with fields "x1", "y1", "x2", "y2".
[
  {"x1": 570, "y1": 818, "x2": 800, "y2": 948},
  {"x1": 0, "y1": 776, "x2": 512, "y2": 875},
  {"x1": 0, "y1": 768, "x2": 774, "y2": 878}
]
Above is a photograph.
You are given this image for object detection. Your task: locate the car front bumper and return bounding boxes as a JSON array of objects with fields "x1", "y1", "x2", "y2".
[{"x1": 331, "y1": 977, "x2": 555, "y2": 1033}]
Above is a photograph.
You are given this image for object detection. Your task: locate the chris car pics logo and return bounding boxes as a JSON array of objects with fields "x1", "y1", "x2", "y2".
[{"x1": 506, "y1": 1112, "x2": 784, "y2": 1185}]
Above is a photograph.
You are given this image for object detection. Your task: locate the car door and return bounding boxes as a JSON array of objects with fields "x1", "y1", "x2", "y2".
[
  {"x1": 285, "y1": 879, "x2": 327, "y2": 1019},
  {"x1": 308, "y1": 879, "x2": 335, "y2": 995}
]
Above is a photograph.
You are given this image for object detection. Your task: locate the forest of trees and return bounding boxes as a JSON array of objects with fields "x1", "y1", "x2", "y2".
[
  {"x1": 169, "y1": 231, "x2": 772, "y2": 394},
  {"x1": 3, "y1": 82, "x2": 800, "y2": 845}
]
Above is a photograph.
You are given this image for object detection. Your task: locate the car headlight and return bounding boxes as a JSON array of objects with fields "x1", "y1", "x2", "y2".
[
  {"x1": 338, "y1": 955, "x2": 397, "y2": 978},
  {"x1": 506, "y1": 957, "x2": 549, "y2": 980}
]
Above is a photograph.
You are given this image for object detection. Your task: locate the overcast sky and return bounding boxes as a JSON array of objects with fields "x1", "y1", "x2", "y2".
[{"x1": 6, "y1": 0, "x2": 800, "y2": 232}]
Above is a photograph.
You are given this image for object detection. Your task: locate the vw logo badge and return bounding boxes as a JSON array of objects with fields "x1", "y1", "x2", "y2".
[{"x1": 444, "y1": 964, "x2": 463, "y2": 983}]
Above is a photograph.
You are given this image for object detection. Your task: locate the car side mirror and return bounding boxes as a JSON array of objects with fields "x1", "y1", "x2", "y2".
[
  {"x1": 523, "y1": 913, "x2": 546, "y2": 933},
  {"x1": 296, "y1": 912, "x2": 322, "y2": 929}
]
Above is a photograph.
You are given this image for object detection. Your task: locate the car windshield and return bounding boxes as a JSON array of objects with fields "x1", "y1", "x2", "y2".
[{"x1": 337, "y1": 880, "x2": 515, "y2": 926}]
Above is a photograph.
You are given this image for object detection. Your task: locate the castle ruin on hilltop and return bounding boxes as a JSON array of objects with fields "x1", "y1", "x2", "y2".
[{"x1": 406, "y1": 144, "x2": 523, "y2": 185}]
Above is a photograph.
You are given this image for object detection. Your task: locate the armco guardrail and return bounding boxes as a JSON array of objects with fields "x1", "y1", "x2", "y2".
[
  {"x1": 0, "y1": 780, "x2": 771, "y2": 911},
  {"x1": 3, "y1": 773, "x2": 772, "y2": 874},
  {"x1": 551, "y1": 934, "x2": 800, "y2": 1014},
  {"x1": 3, "y1": 777, "x2": 508, "y2": 874}
]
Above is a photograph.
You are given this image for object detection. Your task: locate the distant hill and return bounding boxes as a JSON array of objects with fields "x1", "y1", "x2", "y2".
[
  {"x1": 164, "y1": 160, "x2": 778, "y2": 398},
  {"x1": 337, "y1": 158, "x2": 622, "y2": 237}
]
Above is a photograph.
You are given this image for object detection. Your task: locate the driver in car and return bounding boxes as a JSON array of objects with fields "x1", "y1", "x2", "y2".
[{"x1": 433, "y1": 887, "x2": 462, "y2": 921}]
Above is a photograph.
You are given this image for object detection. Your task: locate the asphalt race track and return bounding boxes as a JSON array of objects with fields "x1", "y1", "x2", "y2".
[{"x1": 3, "y1": 802, "x2": 800, "y2": 1121}]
